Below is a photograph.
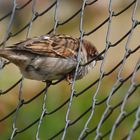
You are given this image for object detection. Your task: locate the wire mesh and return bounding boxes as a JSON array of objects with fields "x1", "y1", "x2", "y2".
[{"x1": 0, "y1": 0, "x2": 140, "y2": 140}]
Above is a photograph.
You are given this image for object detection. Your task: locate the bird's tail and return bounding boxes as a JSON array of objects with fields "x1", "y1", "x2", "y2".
[
  {"x1": 0, "y1": 47, "x2": 29, "y2": 68},
  {"x1": 0, "y1": 48, "x2": 12, "y2": 60}
]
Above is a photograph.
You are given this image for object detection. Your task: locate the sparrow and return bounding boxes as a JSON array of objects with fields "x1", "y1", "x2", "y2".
[{"x1": 0, "y1": 34, "x2": 103, "y2": 83}]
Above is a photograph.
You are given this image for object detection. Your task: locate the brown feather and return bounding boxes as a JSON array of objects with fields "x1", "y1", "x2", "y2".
[{"x1": 7, "y1": 34, "x2": 79, "y2": 59}]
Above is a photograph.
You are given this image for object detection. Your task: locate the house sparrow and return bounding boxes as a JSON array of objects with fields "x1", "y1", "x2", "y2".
[{"x1": 0, "y1": 34, "x2": 103, "y2": 82}]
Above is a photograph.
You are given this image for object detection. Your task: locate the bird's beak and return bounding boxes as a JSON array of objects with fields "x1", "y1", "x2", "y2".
[{"x1": 96, "y1": 55, "x2": 104, "y2": 61}]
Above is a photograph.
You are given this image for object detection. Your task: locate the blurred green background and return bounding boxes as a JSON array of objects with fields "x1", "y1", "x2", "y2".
[{"x1": 0, "y1": 0, "x2": 140, "y2": 140}]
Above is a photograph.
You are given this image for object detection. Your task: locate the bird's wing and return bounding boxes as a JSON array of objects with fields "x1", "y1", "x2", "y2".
[{"x1": 8, "y1": 34, "x2": 80, "y2": 59}]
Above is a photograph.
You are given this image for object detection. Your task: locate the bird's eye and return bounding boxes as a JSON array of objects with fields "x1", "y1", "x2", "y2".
[
  {"x1": 95, "y1": 51, "x2": 98, "y2": 56},
  {"x1": 91, "y1": 52, "x2": 97, "y2": 57}
]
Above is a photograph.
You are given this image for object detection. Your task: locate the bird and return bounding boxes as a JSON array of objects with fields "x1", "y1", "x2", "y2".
[{"x1": 0, "y1": 34, "x2": 103, "y2": 83}]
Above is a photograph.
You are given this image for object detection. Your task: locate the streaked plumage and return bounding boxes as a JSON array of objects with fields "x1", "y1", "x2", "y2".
[{"x1": 0, "y1": 34, "x2": 103, "y2": 82}]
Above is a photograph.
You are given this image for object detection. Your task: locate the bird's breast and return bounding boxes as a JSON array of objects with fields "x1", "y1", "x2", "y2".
[{"x1": 20, "y1": 57, "x2": 77, "y2": 81}]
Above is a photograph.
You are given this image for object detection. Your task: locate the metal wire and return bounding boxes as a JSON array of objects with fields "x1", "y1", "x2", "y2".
[
  {"x1": 61, "y1": 0, "x2": 87, "y2": 139},
  {"x1": 79, "y1": 0, "x2": 113, "y2": 138},
  {"x1": 53, "y1": 0, "x2": 60, "y2": 33},
  {"x1": 0, "y1": 0, "x2": 139, "y2": 140},
  {"x1": 26, "y1": 0, "x2": 37, "y2": 38},
  {"x1": 126, "y1": 105, "x2": 140, "y2": 140},
  {"x1": 10, "y1": 77, "x2": 24, "y2": 140},
  {"x1": 36, "y1": 83, "x2": 50, "y2": 140}
]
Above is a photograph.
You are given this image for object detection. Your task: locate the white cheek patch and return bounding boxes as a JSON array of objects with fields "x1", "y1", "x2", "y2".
[
  {"x1": 92, "y1": 60, "x2": 96, "y2": 67},
  {"x1": 43, "y1": 36, "x2": 50, "y2": 40}
]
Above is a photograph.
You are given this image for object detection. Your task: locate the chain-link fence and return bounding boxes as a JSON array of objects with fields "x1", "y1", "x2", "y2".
[{"x1": 0, "y1": 0, "x2": 140, "y2": 140}]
